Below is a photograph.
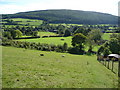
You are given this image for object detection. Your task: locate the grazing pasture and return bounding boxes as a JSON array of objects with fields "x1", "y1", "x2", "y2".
[
  {"x1": 2, "y1": 46, "x2": 118, "y2": 88},
  {"x1": 11, "y1": 18, "x2": 43, "y2": 26},
  {"x1": 102, "y1": 33, "x2": 112, "y2": 40},
  {"x1": 17, "y1": 33, "x2": 111, "y2": 51},
  {"x1": 38, "y1": 32, "x2": 58, "y2": 37},
  {"x1": 18, "y1": 36, "x2": 72, "y2": 47}
]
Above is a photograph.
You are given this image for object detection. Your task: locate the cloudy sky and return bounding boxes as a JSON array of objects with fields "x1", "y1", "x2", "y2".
[{"x1": 0, "y1": 0, "x2": 119, "y2": 16}]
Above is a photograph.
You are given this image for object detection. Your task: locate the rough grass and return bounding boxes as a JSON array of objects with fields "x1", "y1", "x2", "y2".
[{"x1": 2, "y1": 46, "x2": 118, "y2": 88}]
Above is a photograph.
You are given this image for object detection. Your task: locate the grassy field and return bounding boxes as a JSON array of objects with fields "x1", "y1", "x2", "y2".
[
  {"x1": 11, "y1": 18, "x2": 43, "y2": 26},
  {"x1": 2, "y1": 46, "x2": 118, "y2": 88},
  {"x1": 38, "y1": 32, "x2": 58, "y2": 37},
  {"x1": 102, "y1": 33, "x2": 112, "y2": 40},
  {"x1": 17, "y1": 33, "x2": 111, "y2": 51},
  {"x1": 18, "y1": 36, "x2": 72, "y2": 46},
  {"x1": 16, "y1": 36, "x2": 100, "y2": 51}
]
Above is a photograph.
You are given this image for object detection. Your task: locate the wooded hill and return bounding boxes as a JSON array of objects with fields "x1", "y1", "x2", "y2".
[{"x1": 2, "y1": 9, "x2": 118, "y2": 24}]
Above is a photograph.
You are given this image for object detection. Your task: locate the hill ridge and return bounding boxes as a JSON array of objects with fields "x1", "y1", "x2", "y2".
[{"x1": 3, "y1": 9, "x2": 118, "y2": 24}]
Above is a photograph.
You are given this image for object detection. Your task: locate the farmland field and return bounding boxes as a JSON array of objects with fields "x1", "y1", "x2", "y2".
[
  {"x1": 2, "y1": 18, "x2": 42, "y2": 26},
  {"x1": 12, "y1": 18, "x2": 43, "y2": 26},
  {"x1": 102, "y1": 33, "x2": 112, "y2": 40},
  {"x1": 2, "y1": 46, "x2": 118, "y2": 88},
  {"x1": 38, "y1": 32, "x2": 58, "y2": 37},
  {"x1": 18, "y1": 36, "x2": 72, "y2": 47},
  {"x1": 16, "y1": 33, "x2": 111, "y2": 51}
]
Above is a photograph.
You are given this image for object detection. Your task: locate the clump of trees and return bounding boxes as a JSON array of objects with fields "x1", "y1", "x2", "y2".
[
  {"x1": 3, "y1": 29, "x2": 23, "y2": 39},
  {"x1": 68, "y1": 29, "x2": 103, "y2": 55},
  {"x1": 2, "y1": 26, "x2": 39, "y2": 39},
  {"x1": 5, "y1": 19, "x2": 18, "y2": 25},
  {"x1": 69, "y1": 33, "x2": 86, "y2": 54},
  {"x1": 86, "y1": 29, "x2": 103, "y2": 53},
  {"x1": 97, "y1": 33, "x2": 120, "y2": 55}
]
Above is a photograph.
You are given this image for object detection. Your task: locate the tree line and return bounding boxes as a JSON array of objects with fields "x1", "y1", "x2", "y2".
[
  {"x1": 2, "y1": 38, "x2": 68, "y2": 53},
  {"x1": 98, "y1": 33, "x2": 120, "y2": 56},
  {"x1": 2, "y1": 30, "x2": 120, "y2": 55},
  {"x1": 2, "y1": 28, "x2": 106, "y2": 55}
]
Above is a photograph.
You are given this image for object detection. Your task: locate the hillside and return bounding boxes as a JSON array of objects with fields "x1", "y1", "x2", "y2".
[
  {"x1": 2, "y1": 9, "x2": 118, "y2": 24},
  {"x1": 2, "y1": 46, "x2": 118, "y2": 88}
]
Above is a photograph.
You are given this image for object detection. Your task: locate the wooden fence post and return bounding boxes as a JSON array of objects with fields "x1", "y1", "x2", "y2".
[
  {"x1": 111, "y1": 58, "x2": 114, "y2": 72},
  {"x1": 103, "y1": 58, "x2": 105, "y2": 66},
  {"x1": 105, "y1": 59, "x2": 106, "y2": 66},
  {"x1": 108, "y1": 60, "x2": 110, "y2": 69},
  {"x1": 118, "y1": 59, "x2": 120, "y2": 77},
  {"x1": 102, "y1": 59, "x2": 104, "y2": 65}
]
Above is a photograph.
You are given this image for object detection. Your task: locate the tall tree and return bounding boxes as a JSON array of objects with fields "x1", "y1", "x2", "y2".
[
  {"x1": 109, "y1": 38, "x2": 120, "y2": 54},
  {"x1": 87, "y1": 29, "x2": 103, "y2": 43},
  {"x1": 103, "y1": 47, "x2": 111, "y2": 56},
  {"x1": 32, "y1": 31, "x2": 38, "y2": 37},
  {"x1": 64, "y1": 29, "x2": 71, "y2": 37},
  {"x1": 72, "y1": 33, "x2": 86, "y2": 53},
  {"x1": 63, "y1": 42, "x2": 68, "y2": 51},
  {"x1": 3, "y1": 31, "x2": 12, "y2": 39},
  {"x1": 11, "y1": 30, "x2": 23, "y2": 38}
]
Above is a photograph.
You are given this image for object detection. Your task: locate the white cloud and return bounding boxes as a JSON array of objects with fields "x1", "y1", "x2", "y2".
[{"x1": 0, "y1": 0, "x2": 119, "y2": 15}]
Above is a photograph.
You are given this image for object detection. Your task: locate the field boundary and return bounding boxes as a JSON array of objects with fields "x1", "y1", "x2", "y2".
[{"x1": 14, "y1": 36, "x2": 40, "y2": 39}]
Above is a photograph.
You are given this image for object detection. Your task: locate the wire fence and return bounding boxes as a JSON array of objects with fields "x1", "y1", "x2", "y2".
[{"x1": 97, "y1": 56, "x2": 119, "y2": 75}]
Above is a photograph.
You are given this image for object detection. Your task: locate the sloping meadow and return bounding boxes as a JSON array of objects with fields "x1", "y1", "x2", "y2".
[{"x1": 2, "y1": 46, "x2": 118, "y2": 88}]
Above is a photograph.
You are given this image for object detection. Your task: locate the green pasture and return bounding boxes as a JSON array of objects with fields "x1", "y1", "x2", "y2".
[
  {"x1": 11, "y1": 18, "x2": 43, "y2": 26},
  {"x1": 2, "y1": 46, "x2": 118, "y2": 88},
  {"x1": 49, "y1": 23, "x2": 83, "y2": 26},
  {"x1": 38, "y1": 32, "x2": 58, "y2": 37},
  {"x1": 17, "y1": 33, "x2": 111, "y2": 51},
  {"x1": 17, "y1": 36, "x2": 100, "y2": 51},
  {"x1": 18, "y1": 36, "x2": 72, "y2": 47},
  {"x1": 102, "y1": 33, "x2": 112, "y2": 40}
]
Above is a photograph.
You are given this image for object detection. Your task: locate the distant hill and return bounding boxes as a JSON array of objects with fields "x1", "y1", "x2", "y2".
[{"x1": 2, "y1": 9, "x2": 118, "y2": 24}]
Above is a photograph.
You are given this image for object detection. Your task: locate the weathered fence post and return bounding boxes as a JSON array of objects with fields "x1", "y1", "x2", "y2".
[
  {"x1": 103, "y1": 58, "x2": 105, "y2": 66},
  {"x1": 111, "y1": 58, "x2": 114, "y2": 72},
  {"x1": 102, "y1": 58, "x2": 104, "y2": 65},
  {"x1": 106, "y1": 57, "x2": 109, "y2": 67},
  {"x1": 118, "y1": 59, "x2": 120, "y2": 77},
  {"x1": 108, "y1": 60, "x2": 110, "y2": 69},
  {"x1": 105, "y1": 58, "x2": 106, "y2": 66}
]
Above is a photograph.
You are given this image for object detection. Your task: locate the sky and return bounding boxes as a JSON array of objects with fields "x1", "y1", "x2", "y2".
[{"x1": 0, "y1": 0, "x2": 120, "y2": 16}]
